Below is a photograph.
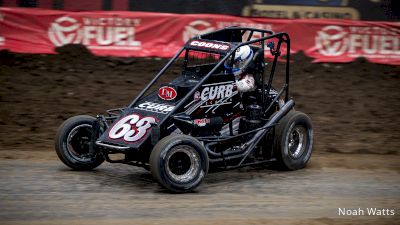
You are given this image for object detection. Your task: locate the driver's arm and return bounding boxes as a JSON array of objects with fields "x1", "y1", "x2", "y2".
[{"x1": 236, "y1": 74, "x2": 256, "y2": 92}]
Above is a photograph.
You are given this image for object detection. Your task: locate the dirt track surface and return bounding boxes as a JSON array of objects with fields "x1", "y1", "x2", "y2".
[
  {"x1": 0, "y1": 152, "x2": 399, "y2": 225},
  {"x1": 0, "y1": 45, "x2": 400, "y2": 154},
  {"x1": 0, "y1": 46, "x2": 400, "y2": 225}
]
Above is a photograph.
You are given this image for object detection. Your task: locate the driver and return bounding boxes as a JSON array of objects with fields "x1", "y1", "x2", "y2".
[{"x1": 224, "y1": 45, "x2": 256, "y2": 92}]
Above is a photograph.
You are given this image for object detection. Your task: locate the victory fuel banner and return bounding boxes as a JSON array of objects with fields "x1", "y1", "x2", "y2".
[{"x1": 0, "y1": 7, "x2": 399, "y2": 65}]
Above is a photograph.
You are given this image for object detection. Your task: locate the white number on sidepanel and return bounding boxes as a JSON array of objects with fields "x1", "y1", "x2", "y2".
[{"x1": 109, "y1": 114, "x2": 156, "y2": 142}]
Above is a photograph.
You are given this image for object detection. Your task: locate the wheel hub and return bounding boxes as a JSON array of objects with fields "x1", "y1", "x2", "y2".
[
  {"x1": 67, "y1": 124, "x2": 93, "y2": 162},
  {"x1": 165, "y1": 145, "x2": 200, "y2": 183},
  {"x1": 288, "y1": 126, "x2": 307, "y2": 159}
]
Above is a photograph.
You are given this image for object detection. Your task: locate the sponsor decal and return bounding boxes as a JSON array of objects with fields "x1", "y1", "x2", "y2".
[
  {"x1": 189, "y1": 40, "x2": 230, "y2": 51},
  {"x1": 316, "y1": 25, "x2": 400, "y2": 58},
  {"x1": 185, "y1": 82, "x2": 237, "y2": 115},
  {"x1": 108, "y1": 114, "x2": 156, "y2": 142},
  {"x1": 193, "y1": 118, "x2": 210, "y2": 127},
  {"x1": 158, "y1": 86, "x2": 177, "y2": 101},
  {"x1": 135, "y1": 102, "x2": 175, "y2": 114},
  {"x1": 183, "y1": 20, "x2": 215, "y2": 42},
  {"x1": 200, "y1": 82, "x2": 234, "y2": 101},
  {"x1": 48, "y1": 16, "x2": 141, "y2": 49}
]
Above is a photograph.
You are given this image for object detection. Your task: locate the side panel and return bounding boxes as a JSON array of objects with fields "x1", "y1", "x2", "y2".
[
  {"x1": 98, "y1": 92, "x2": 176, "y2": 149},
  {"x1": 98, "y1": 72, "x2": 240, "y2": 149}
]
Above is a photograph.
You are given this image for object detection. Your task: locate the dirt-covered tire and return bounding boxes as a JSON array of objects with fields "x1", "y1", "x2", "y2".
[
  {"x1": 150, "y1": 134, "x2": 209, "y2": 193},
  {"x1": 274, "y1": 110, "x2": 313, "y2": 170},
  {"x1": 55, "y1": 115, "x2": 104, "y2": 170}
]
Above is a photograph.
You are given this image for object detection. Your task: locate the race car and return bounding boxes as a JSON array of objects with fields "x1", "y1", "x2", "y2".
[{"x1": 55, "y1": 27, "x2": 313, "y2": 193}]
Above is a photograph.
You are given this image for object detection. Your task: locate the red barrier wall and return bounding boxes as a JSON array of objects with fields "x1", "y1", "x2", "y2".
[{"x1": 0, "y1": 8, "x2": 399, "y2": 65}]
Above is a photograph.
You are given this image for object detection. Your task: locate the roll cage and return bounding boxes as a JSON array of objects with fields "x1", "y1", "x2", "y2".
[{"x1": 128, "y1": 26, "x2": 291, "y2": 126}]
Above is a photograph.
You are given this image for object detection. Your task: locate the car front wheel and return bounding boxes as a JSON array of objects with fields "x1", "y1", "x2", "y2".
[
  {"x1": 150, "y1": 134, "x2": 209, "y2": 193},
  {"x1": 55, "y1": 115, "x2": 104, "y2": 170}
]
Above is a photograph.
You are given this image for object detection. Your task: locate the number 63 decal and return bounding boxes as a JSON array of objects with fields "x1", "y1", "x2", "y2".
[{"x1": 109, "y1": 114, "x2": 156, "y2": 142}]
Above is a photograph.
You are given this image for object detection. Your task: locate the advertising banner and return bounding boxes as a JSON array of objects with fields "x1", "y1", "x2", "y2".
[
  {"x1": 243, "y1": 0, "x2": 399, "y2": 21},
  {"x1": 0, "y1": 8, "x2": 399, "y2": 65}
]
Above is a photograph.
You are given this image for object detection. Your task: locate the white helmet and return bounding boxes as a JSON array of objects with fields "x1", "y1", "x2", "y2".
[{"x1": 225, "y1": 45, "x2": 253, "y2": 77}]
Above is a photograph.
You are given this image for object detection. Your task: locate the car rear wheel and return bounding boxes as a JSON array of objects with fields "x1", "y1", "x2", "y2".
[
  {"x1": 150, "y1": 134, "x2": 209, "y2": 193},
  {"x1": 55, "y1": 115, "x2": 104, "y2": 170},
  {"x1": 274, "y1": 110, "x2": 313, "y2": 170}
]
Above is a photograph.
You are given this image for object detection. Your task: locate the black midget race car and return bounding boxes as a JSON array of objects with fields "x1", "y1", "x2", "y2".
[{"x1": 55, "y1": 27, "x2": 313, "y2": 193}]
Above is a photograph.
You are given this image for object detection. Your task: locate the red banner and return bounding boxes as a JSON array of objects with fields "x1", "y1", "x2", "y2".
[{"x1": 0, "y1": 8, "x2": 399, "y2": 65}]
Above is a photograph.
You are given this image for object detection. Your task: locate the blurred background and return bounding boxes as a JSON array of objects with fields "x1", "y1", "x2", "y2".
[{"x1": 0, "y1": 0, "x2": 399, "y2": 21}]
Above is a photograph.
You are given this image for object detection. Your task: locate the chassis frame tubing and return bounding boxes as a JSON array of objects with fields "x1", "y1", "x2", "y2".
[
  {"x1": 101, "y1": 27, "x2": 292, "y2": 168},
  {"x1": 128, "y1": 27, "x2": 290, "y2": 126}
]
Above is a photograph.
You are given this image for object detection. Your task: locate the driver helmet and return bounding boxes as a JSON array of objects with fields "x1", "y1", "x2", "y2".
[{"x1": 225, "y1": 45, "x2": 253, "y2": 77}]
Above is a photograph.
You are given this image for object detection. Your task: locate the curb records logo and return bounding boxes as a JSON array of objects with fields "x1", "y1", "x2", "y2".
[
  {"x1": 315, "y1": 25, "x2": 349, "y2": 56},
  {"x1": 135, "y1": 102, "x2": 175, "y2": 114},
  {"x1": 183, "y1": 20, "x2": 215, "y2": 42},
  {"x1": 48, "y1": 16, "x2": 141, "y2": 49}
]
